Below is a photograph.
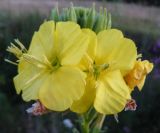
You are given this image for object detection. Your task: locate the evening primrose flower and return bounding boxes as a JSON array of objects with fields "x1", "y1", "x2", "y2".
[
  {"x1": 124, "y1": 60, "x2": 153, "y2": 91},
  {"x1": 9, "y1": 21, "x2": 89, "y2": 111},
  {"x1": 71, "y1": 29, "x2": 137, "y2": 115}
]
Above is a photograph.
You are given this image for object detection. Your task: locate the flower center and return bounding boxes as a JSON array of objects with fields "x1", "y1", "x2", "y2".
[
  {"x1": 93, "y1": 62, "x2": 109, "y2": 80},
  {"x1": 51, "y1": 57, "x2": 61, "y2": 71}
]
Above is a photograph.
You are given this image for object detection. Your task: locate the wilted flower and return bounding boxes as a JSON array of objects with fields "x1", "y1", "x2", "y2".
[
  {"x1": 125, "y1": 99, "x2": 137, "y2": 111},
  {"x1": 26, "y1": 101, "x2": 49, "y2": 115},
  {"x1": 124, "y1": 60, "x2": 153, "y2": 91}
]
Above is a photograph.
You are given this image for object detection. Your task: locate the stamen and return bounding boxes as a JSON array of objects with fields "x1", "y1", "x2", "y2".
[
  {"x1": 84, "y1": 53, "x2": 93, "y2": 65},
  {"x1": 22, "y1": 54, "x2": 56, "y2": 72},
  {"x1": 6, "y1": 40, "x2": 27, "y2": 59},
  {"x1": 25, "y1": 71, "x2": 44, "y2": 85},
  {"x1": 137, "y1": 54, "x2": 142, "y2": 59},
  {"x1": 6, "y1": 40, "x2": 28, "y2": 66},
  {"x1": 43, "y1": 55, "x2": 53, "y2": 69},
  {"x1": 14, "y1": 39, "x2": 27, "y2": 53},
  {"x1": 6, "y1": 43, "x2": 23, "y2": 58},
  {"x1": 93, "y1": 63, "x2": 109, "y2": 79},
  {"x1": 51, "y1": 57, "x2": 62, "y2": 71},
  {"x1": 4, "y1": 59, "x2": 18, "y2": 65},
  {"x1": 83, "y1": 54, "x2": 94, "y2": 73},
  {"x1": 101, "y1": 63, "x2": 109, "y2": 70},
  {"x1": 23, "y1": 54, "x2": 49, "y2": 69},
  {"x1": 114, "y1": 114, "x2": 119, "y2": 123}
]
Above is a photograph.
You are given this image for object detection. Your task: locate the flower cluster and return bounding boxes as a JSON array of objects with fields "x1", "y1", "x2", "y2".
[
  {"x1": 6, "y1": 6, "x2": 153, "y2": 118},
  {"x1": 5, "y1": 5, "x2": 154, "y2": 132}
]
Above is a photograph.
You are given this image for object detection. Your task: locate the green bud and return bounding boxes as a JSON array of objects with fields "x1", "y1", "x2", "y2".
[
  {"x1": 86, "y1": 3, "x2": 96, "y2": 29},
  {"x1": 81, "y1": 9, "x2": 87, "y2": 27},
  {"x1": 61, "y1": 8, "x2": 68, "y2": 21},
  {"x1": 107, "y1": 13, "x2": 112, "y2": 29},
  {"x1": 102, "y1": 8, "x2": 108, "y2": 30},
  {"x1": 49, "y1": 3, "x2": 112, "y2": 33},
  {"x1": 93, "y1": 7, "x2": 111, "y2": 33},
  {"x1": 93, "y1": 13, "x2": 104, "y2": 32},
  {"x1": 68, "y1": 3, "x2": 77, "y2": 23},
  {"x1": 50, "y1": 4, "x2": 59, "y2": 22}
]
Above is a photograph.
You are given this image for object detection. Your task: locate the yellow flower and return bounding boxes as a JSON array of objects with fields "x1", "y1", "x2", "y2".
[
  {"x1": 124, "y1": 60, "x2": 153, "y2": 91},
  {"x1": 71, "y1": 29, "x2": 137, "y2": 114},
  {"x1": 13, "y1": 21, "x2": 89, "y2": 111}
]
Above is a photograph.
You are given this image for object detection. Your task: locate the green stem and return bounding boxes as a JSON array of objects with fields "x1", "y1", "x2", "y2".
[
  {"x1": 78, "y1": 108, "x2": 106, "y2": 133},
  {"x1": 81, "y1": 115, "x2": 90, "y2": 133},
  {"x1": 95, "y1": 114, "x2": 106, "y2": 130}
]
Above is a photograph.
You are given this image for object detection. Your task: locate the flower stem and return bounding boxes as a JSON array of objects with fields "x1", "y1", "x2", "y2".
[
  {"x1": 94, "y1": 114, "x2": 106, "y2": 130},
  {"x1": 78, "y1": 108, "x2": 106, "y2": 133},
  {"x1": 81, "y1": 114, "x2": 90, "y2": 133}
]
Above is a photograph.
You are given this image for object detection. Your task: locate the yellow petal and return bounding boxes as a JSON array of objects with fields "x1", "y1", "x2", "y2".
[
  {"x1": 17, "y1": 33, "x2": 45, "y2": 73},
  {"x1": 94, "y1": 70, "x2": 131, "y2": 115},
  {"x1": 137, "y1": 76, "x2": 146, "y2": 90},
  {"x1": 137, "y1": 60, "x2": 153, "y2": 90},
  {"x1": 77, "y1": 55, "x2": 93, "y2": 72},
  {"x1": 18, "y1": 58, "x2": 29, "y2": 73},
  {"x1": 22, "y1": 72, "x2": 50, "y2": 101},
  {"x1": 82, "y1": 29, "x2": 97, "y2": 60},
  {"x1": 18, "y1": 21, "x2": 55, "y2": 72},
  {"x1": 28, "y1": 21, "x2": 56, "y2": 61},
  {"x1": 95, "y1": 29, "x2": 137, "y2": 75},
  {"x1": 39, "y1": 66, "x2": 86, "y2": 111},
  {"x1": 108, "y1": 38, "x2": 137, "y2": 75},
  {"x1": 124, "y1": 60, "x2": 153, "y2": 91},
  {"x1": 143, "y1": 60, "x2": 153, "y2": 73},
  {"x1": 71, "y1": 76, "x2": 96, "y2": 113},
  {"x1": 56, "y1": 22, "x2": 89, "y2": 65},
  {"x1": 77, "y1": 29, "x2": 97, "y2": 71},
  {"x1": 27, "y1": 32, "x2": 47, "y2": 62},
  {"x1": 95, "y1": 29, "x2": 123, "y2": 65},
  {"x1": 37, "y1": 21, "x2": 56, "y2": 61},
  {"x1": 14, "y1": 64, "x2": 44, "y2": 94}
]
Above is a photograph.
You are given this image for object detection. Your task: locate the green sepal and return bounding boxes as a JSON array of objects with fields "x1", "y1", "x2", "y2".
[
  {"x1": 107, "y1": 13, "x2": 112, "y2": 29},
  {"x1": 50, "y1": 7, "x2": 59, "y2": 22},
  {"x1": 49, "y1": 3, "x2": 112, "y2": 33},
  {"x1": 69, "y1": 3, "x2": 77, "y2": 23},
  {"x1": 86, "y1": 4, "x2": 96, "y2": 29}
]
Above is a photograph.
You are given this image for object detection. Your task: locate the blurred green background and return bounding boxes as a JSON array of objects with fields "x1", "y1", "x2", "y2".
[{"x1": 0, "y1": 0, "x2": 160, "y2": 133}]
